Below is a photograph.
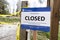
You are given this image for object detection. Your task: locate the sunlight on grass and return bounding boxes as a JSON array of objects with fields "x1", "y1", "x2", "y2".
[{"x1": 0, "y1": 17, "x2": 20, "y2": 23}]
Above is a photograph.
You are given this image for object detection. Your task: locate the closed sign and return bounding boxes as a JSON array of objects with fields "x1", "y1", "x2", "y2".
[{"x1": 21, "y1": 7, "x2": 51, "y2": 32}]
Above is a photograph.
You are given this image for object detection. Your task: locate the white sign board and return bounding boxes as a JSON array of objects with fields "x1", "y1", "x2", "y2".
[{"x1": 21, "y1": 7, "x2": 51, "y2": 32}]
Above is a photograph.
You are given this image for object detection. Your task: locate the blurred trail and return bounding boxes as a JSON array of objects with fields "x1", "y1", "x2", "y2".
[{"x1": 0, "y1": 24, "x2": 17, "y2": 40}]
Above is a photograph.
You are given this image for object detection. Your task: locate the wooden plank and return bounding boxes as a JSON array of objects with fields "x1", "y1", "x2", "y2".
[
  {"x1": 21, "y1": 1, "x2": 28, "y2": 8},
  {"x1": 50, "y1": 0, "x2": 53, "y2": 8},
  {"x1": 33, "y1": 31, "x2": 37, "y2": 40},
  {"x1": 20, "y1": 29, "x2": 27, "y2": 40},
  {"x1": 47, "y1": 0, "x2": 50, "y2": 7},
  {"x1": 50, "y1": 0, "x2": 60, "y2": 40},
  {"x1": 20, "y1": 1, "x2": 28, "y2": 40}
]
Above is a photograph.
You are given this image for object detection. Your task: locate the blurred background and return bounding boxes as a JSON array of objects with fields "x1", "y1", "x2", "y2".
[{"x1": 0, "y1": 0, "x2": 21, "y2": 15}]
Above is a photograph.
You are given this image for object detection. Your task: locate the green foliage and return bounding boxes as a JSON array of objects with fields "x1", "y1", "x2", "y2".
[
  {"x1": 0, "y1": 0, "x2": 9, "y2": 15},
  {"x1": 0, "y1": 17, "x2": 20, "y2": 23},
  {"x1": 37, "y1": 31, "x2": 49, "y2": 40},
  {"x1": 45, "y1": 32, "x2": 50, "y2": 39}
]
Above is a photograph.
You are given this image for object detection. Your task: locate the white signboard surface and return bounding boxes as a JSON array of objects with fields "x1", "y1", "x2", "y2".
[
  {"x1": 21, "y1": 7, "x2": 51, "y2": 32},
  {"x1": 21, "y1": 12, "x2": 50, "y2": 26}
]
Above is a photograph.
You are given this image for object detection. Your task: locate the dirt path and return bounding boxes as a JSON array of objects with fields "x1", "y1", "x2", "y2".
[{"x1": 0, "y1": 24, "x2": 17, "y2": 40}]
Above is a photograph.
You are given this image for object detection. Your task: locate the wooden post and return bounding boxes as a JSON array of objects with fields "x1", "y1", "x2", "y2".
[
  {"x1": 50, "y1": 0, "x2": 60, "y2": 40},
  {"x1": 47, "y1": 0, "x2": 50, "y2": 7},
  {"x1": 33, "y1": 31, "x2": 37, "y2": 40},
  {"x1": 20, "y1": 1, "x2": 28, "y2": 40}
]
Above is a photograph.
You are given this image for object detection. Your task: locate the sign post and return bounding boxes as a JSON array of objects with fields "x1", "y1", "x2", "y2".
[
  {"x1": 21, "y1": 7, "x2": 51, "y2": 40},
  {"x1": 33, "y1": 31, "x2": 37, "y2": 40},
  {"x1": 50, "y1": 0, "x2": 60, "y2": 40}
]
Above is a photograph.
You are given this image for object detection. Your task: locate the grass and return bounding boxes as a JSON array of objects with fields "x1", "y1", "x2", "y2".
[
  {"x1": 58, "y1": 25, "x2": 60, "y2": 40},
  {"x1": 0, "y1": 17, "x2": 20, "y2": 23}
]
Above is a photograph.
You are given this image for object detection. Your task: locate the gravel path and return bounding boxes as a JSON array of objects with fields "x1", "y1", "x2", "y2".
[{"x1": 0, "y1": 24, "x2": 17, "y2": 40}]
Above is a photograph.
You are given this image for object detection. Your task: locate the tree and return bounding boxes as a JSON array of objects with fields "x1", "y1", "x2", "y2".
[{"x1": 0, "y1": 0, "x2": 9, "y2": 15}]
